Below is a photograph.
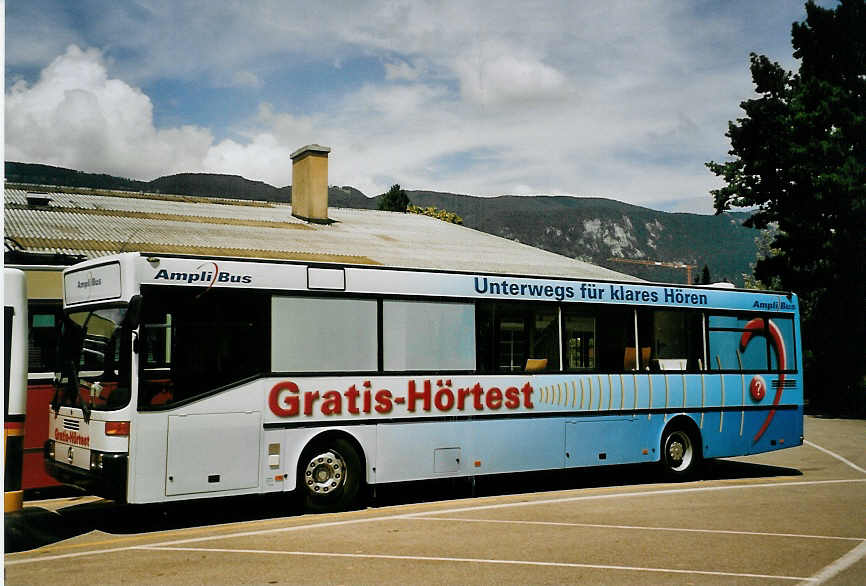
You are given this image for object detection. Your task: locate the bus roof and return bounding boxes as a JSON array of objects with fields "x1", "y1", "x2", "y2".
[{"x1": 62, "y1": 252, "x2": 797, "y2": 315}]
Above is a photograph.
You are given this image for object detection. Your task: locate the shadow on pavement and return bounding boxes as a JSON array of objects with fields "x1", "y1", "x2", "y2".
[
  {"x1": 5, "y1": 458, "x2": 801, "y2": 554},
  {"x1": 701, "y1": 459, "x2": 803, "y2": 481},
  {"x1": 370, "y1": 458, "x2": 803, "y2": 508},
  {"x1": 4, "y1": 493, "x2": 301, "y2": 554}
]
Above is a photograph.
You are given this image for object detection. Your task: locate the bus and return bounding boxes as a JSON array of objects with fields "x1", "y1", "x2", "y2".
[
  {"x1": 4, "y1": 268, "x2": 29, "y2": 512},
  {"x1": 9, "y1": 264, "x2": 67, "y2": 492},
  {"x1": 45, "y1": 253, "x2": 804, "y2": 511}
]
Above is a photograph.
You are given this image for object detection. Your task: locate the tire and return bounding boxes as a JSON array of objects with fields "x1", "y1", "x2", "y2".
[
  {"x1": 298, "y1": 437, "x2": 362, "y2": 512},
  {"x1": 660, "y1": 425, "x2": 701, "y2": 480}
]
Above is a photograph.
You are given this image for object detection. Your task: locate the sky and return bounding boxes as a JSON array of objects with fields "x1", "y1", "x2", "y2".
[{"x1": 4, "y1": 1, "x2": 826, "y2": 214}]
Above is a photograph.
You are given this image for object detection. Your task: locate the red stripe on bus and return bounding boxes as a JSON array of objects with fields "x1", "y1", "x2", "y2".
[{"x1": 4, "y1": 421, "x2": 26, "y2": 432}]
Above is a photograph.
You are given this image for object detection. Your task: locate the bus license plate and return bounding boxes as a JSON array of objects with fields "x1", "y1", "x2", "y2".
[{"x1": 56, "y1": 444, "x2": 90, "y2": 470}]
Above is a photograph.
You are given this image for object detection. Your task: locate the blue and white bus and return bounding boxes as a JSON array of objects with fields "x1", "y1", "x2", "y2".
[{"x1": 45, "y1": 253, "x2": 803, "y2": 510}]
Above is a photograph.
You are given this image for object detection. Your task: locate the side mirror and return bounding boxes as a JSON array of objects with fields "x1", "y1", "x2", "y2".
[{"x1": 123, "y1": 295, "x2": 143, "y2": 329}]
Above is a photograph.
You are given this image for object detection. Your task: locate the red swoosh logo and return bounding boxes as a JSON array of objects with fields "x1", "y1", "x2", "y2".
[{"x1": 740, "y1": 318, "x2": 786, "y2": 443}]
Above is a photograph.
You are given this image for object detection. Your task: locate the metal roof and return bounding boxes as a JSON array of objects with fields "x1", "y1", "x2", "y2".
[{"x1": 4, "y1": 186, "x2": 640, "y2": 281}]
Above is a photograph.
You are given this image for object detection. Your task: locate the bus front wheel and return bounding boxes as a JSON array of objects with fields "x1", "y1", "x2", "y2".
[
  {"x1": 298, "y1": 437, "x2": 362, "y2": 512},
  {"x1": 660, "y1": 425, "x2": 701, "y2": 480}
]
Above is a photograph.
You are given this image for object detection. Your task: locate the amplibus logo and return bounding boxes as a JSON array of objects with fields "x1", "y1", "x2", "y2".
[
  {"x1": 54, "y1": 429, "x2": 90, "y2": 447},
  {"x1": 269, "y1": 379, "x2": 535, "y2": 418},
  {"x1": 154, "y1": 262, "x2": 252, "y2": 287}
]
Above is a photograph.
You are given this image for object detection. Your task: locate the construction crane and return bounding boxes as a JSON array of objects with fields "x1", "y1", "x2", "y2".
[{"x1": 607, "y1": 257, "x2": 698, "y2": 284}]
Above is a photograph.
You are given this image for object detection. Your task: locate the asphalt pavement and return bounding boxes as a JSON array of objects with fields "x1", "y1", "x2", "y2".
[{"x1": 5, "y1": 415, "x2": 865, "y2": 585}]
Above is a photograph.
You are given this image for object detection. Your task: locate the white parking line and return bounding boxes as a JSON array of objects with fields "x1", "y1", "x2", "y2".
[
  {"x1": 402, "y1": 478, "x2": 866, "y2": 518},
  {"x1": 414, "y1": 517, "x2": 865, "y2": 541},
  {"x1": 7, "y1": 477, "x2": 865, "y2": 567},
  {"x1": 5, "y1": 544, "x2": 141, "y2": 566},
  {"x1": 802, "y1": 540, "x2": 866, "y2": 585},
  {"x1": 4, "y1": 513, "x2": 394, "y2": 566},
  {"x1": 138, "y1": 545, "x2": 814, "y2": 582},
  {"x1": 805, "y1": 440, "x2": 866, "y2": 474}
]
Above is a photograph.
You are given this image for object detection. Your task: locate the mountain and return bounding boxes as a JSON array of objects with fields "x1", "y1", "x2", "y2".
[
  {"x1": 5, "y1": 162, "x2": 147, "y2": 191},
  {"x1": 5, "y1": 161, "x2": 760, "y2": 285},
  {"x1": 148, "y1": 173, "x2": 287, "y2": 202},
  {"x1": 402, "y1": 191, "x2": 760, "y2": 284}
]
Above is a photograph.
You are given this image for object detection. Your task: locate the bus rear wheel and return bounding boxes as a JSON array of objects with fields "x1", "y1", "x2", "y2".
[
  {"x1": 298, "y1": 437, "x2": 362, "y2": 512},
  {"x1": 661, "y1": 425, "x2": 701, "y2": 480}
]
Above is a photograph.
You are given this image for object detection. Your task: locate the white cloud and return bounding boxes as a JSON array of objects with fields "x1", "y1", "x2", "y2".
[
  {"x1": 6, "y1": 46, "x2": 213, "y2": 180},
  {"x1": 5, "y1": 2, "x2": 815, "y2": 213},
  {"x1": 454, "y1": 45, "x2": 572, "y2": 106},
  {"x1": 1, "y1": 42, "x2": 741, "y2": 210},
  {"x1": 203, "y1": 133, "x2": 289, "y2": 184}
]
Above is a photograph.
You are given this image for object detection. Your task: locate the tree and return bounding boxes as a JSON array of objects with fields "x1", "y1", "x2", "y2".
[
  {"x1": 700, "y1": 265, "x2": 711, "y2": 285},
  {"x1": 378, "y1": 184, "x2": 410, "y2": 212},
  {"x1": 742, "y1": 229, "x2": 783, "y2": 291},
  {"x1": 706, "y1": 0, "x2": 866, "y2": 414}
]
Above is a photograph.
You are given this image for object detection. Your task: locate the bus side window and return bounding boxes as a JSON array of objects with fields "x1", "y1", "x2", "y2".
[
  {"x1": 637, "y1": 309, "x2": 703, "y2": 371},
  {"x1": 382, "y1": 300, "x2": 475, "y2": 372},
  {"x1": 594, "y1": 307, "x2": 636, "y2": 372},
  {"x1": 563, "y1": 312, "x2": 596, "y2": 371},
  {"x1": 142, "y1": 312, "x2": 174, "y2": 405},
  {"x1": 271, "y1": 297, "x2": 377, "y2": 373},
  {"x1": 28, "y1": 303, "x2": 63, "y2": 375},
  {"x1": 475, "y1": 302, "x2": 559, "y2": 373},
  {"x1": 138, "y1": 288, "x2": 267, "y2": 409}
]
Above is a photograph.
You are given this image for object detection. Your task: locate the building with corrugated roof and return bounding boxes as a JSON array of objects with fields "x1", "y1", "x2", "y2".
[
  {"x1": 3, "y1": 186, "x2": 637, "y2": 280},
  {"x1": 5, "y1": 145, "x2": 637, "y2": 282}
]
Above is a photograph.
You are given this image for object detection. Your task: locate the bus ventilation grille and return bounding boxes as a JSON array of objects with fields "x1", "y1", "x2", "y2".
[{"x1": 62, "y1": 418, "x2": 80, "y2": 431}]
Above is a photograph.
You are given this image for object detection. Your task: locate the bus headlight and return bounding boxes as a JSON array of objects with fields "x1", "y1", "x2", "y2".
[
  {"x1": 45, "y1": 439, "x2": 55, "y2": 460},
  {"x1": 90, "y1": 451, "x2": 104, "y2": 471}
]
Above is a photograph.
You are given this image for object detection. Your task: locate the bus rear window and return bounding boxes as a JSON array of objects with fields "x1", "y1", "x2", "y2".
[{"x1": 707, "y1": 314, "x2": 797, "y2": 372}]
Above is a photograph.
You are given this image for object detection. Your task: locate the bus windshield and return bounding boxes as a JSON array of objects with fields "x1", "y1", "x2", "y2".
[{"x1": 53, "y1": 306, "x2": 133, "y2": 413}]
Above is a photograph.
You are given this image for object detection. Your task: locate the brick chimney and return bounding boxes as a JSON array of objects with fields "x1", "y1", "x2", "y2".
[{"x1": 290, "y1": 144, "x2": 332, "y2": 223}]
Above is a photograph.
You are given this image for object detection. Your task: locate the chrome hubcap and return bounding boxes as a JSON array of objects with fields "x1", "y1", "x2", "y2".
[
  {"x1": 304, "y1": 450, "x2": 346, "y2": 495},
  {"x1": 669, "y1": 441, "x2": 684, "y2": 463},
  {"x1": 666, "y1": 431, "x2": 692, "y2": 472}
]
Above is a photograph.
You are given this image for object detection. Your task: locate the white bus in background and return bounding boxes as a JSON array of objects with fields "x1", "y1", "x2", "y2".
[
  {"x1": 46, "y1": 253, "x2": 804, "y2": 511},
  {"x1": 5, "y1": 264, "x2": 67, "y2": 492},
  {"x1": 4, "y1": 268, "x2": 29, "y2": 511}
]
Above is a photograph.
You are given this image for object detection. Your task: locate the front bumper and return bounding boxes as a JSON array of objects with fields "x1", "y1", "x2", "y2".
[{"x1": 44, "y1": 441, "x2": 128, "y2": 502}]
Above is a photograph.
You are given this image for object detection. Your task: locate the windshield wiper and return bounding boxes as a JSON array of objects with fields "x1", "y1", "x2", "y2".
[
  {"x1": 79, "y1": 380, "x2": 95, "y2": 423},
  {"x1": 51, "y1": 358, "x2": 80, "y2": 417}
]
